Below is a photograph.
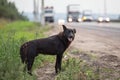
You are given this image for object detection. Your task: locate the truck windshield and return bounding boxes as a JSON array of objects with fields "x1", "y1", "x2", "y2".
[
  {"x1": 45, "y1": 10, "x2": 53, "y2": 13},
  {"x1": 69, "y1": 12, "x2": 79, "y2": 15},
  {"x1": 69, "y1": 12, "x2": 79, "y2": 17}
]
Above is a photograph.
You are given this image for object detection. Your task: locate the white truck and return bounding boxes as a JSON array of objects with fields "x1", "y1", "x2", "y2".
[
  {"x1": 67, "y1": 4, "x2": 81, "y2": 22},
  {"x1": 44, "y1": 6, "x2": 54, "y2": 23}
]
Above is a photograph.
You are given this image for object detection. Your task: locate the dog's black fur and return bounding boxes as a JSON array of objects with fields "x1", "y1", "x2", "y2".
[{"x1": 20, "y1": 25, "x2": 76, "y2": 75}]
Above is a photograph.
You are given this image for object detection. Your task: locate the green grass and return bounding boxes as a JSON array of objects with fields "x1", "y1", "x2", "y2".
[
  {"x1": 56, "y1": 50, "x2": 120, "y2": 80},
  {"x1": 56, "y1": 58, "x2": 83, "y2": 80},
  {"x1": 56, "y1": 58, "x2": 100, "y2": 80},
  {"x1": 0, "y1": 20, "x2": 53, "y2": 80}
]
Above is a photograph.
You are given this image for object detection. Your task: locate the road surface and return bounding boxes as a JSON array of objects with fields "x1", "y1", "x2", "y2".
[{"x1": 65, "y1": 22, "x2": 120, "y2": 58}]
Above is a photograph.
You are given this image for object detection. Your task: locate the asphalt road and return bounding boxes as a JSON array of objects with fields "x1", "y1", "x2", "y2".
[{"x1": 66, "y1": 22, "x2": 120, "y2": 42}]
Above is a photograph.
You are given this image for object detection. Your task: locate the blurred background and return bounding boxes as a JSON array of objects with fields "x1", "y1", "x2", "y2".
[{"x1": 5, "y1": 0, "x2": 120, "y2": 24}]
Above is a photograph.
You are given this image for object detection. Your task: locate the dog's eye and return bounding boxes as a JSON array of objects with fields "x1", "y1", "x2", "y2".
[
  {"x1": 66, "y1": 30, "x2": 70, "y2": 33},
  {"x1": 66, "y1": 30, "x2": 72, "y2": 34},
  {"x1": 71, "y1": 30, "x2": 74, "y2": 33},
  {"x1": 73, "y1": 29, "x2": 76, "y2": 33}
]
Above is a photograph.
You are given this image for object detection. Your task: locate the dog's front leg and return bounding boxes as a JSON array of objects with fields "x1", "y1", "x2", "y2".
[
  {"x1": 55, "y1": 54, "x2": 62, "y2": 74},
  {"x1": 55, "y1": 55, "x2": 58, "y2": 74}
]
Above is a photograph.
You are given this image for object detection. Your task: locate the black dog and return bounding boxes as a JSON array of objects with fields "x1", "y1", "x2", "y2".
[{"x1": 20, "y1": 25, "x2": 76, "y2": 75}]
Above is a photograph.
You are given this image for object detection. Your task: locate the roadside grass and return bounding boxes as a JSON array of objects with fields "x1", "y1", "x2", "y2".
[
  {"x1": 0, "y1": 21, "x2": 53, "y2": 80},
  {"x1": 56, "y1": 50, "x2": 96, "y2": 80},
  {"x1": 56, "y1": 58, "x2": 100, "y2": 80},
  {"x1": 56, "y1": 49, "x2": 120, "y2": 80}
]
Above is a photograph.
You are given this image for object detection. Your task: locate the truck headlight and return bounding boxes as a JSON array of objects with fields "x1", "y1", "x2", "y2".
[
  {"x1": 98, "y1": 17, "x2": 103, "y2": 22},
  {"x1": 78, "y1": 18, "x2": 82, "y2": 22},
  {"x1": 105, "y1": 17, "x2": 110, "y2": 22},
  {"x1": 68, "y1": 18, "x2": 72, "y2": 22}
]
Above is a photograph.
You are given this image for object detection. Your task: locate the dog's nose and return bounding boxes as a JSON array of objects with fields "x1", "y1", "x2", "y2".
[
  {"x1": 69, "y1": 35, "x2": 73, "y2": 38},
  {"x1": 69, "y1": 33, "x2": 74, "y2": 38}
]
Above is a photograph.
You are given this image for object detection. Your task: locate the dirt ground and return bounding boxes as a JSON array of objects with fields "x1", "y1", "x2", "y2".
[{"x1": 35, "y1": 25, "x2": 120, "y2": 80}]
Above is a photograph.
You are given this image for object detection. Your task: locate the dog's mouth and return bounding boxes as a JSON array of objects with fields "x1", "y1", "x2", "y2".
[{"x1": 68, "y1": 37, "x2": 73, "y2": 42}]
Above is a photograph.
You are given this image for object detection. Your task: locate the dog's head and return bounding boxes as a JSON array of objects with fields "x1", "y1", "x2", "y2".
[{"x1": 62, "y1": 25, "x2": 76, "y2": 42}]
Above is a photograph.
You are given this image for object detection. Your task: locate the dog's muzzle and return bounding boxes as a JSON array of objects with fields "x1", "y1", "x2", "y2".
[{"x1": 68, "y1": 37, "x2": 74, "y2": 42}]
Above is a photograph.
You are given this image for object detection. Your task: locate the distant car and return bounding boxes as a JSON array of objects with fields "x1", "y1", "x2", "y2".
[
  {"x1": 82, "y1": 15, "x2": 93, "y2": 22},
  {"x1": 97, "y1": 17, "x2": 110, "y2": 23},
  {"x1": 82, "y1": 10, "x2": 93, "y2": 22}
]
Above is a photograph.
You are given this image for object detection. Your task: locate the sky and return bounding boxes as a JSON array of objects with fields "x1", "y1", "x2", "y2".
[{"x1": 8, "y1": 0, "x2": 120, "y2": 14}]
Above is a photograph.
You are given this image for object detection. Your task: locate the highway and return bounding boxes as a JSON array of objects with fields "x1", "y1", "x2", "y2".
[
  {"x1": 67, "y1": 22, "x2": 120, "y2": 42},
  {"x1": 65, "y1": 22, "x2": 120, "y2": 58}
]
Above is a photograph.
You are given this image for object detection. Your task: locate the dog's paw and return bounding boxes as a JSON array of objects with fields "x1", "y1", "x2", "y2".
[{"x1": 28, "y1": 71, "x2": 33, "y2": 76}]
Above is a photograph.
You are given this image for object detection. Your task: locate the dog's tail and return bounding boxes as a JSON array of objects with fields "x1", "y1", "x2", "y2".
[{"x1": 20, "y1": 45, "x2": 27, "y2": 64}]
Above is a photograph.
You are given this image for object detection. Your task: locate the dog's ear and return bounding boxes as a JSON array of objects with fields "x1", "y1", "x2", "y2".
[
  {"x1": 62, "y1": 25, "x2": 67, "y2": 31},
  {"x1": 73, "y1": 29, "x2": 76, "y2": 33}
]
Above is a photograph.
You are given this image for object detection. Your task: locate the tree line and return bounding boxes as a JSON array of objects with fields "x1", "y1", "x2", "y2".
[{"x1": 0, "y1": 0, "x2": 28, "y2": 20}]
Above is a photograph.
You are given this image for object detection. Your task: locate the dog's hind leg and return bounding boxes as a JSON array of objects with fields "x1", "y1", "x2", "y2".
[
  {"x1": 26, "y1": 57, "x2": 35, "y2": 75},
  {"x1": 20, "y1": 46, "x2": 25, "y2": 63}
]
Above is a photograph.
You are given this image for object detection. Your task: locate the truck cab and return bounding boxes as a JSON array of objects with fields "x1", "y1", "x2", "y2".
[
  {"x1": 67, "y1": 4, "x2": 81, "y2": 22},
  {"x1": 44, "y1": 6, "x2": 54, "y2": 23}
]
